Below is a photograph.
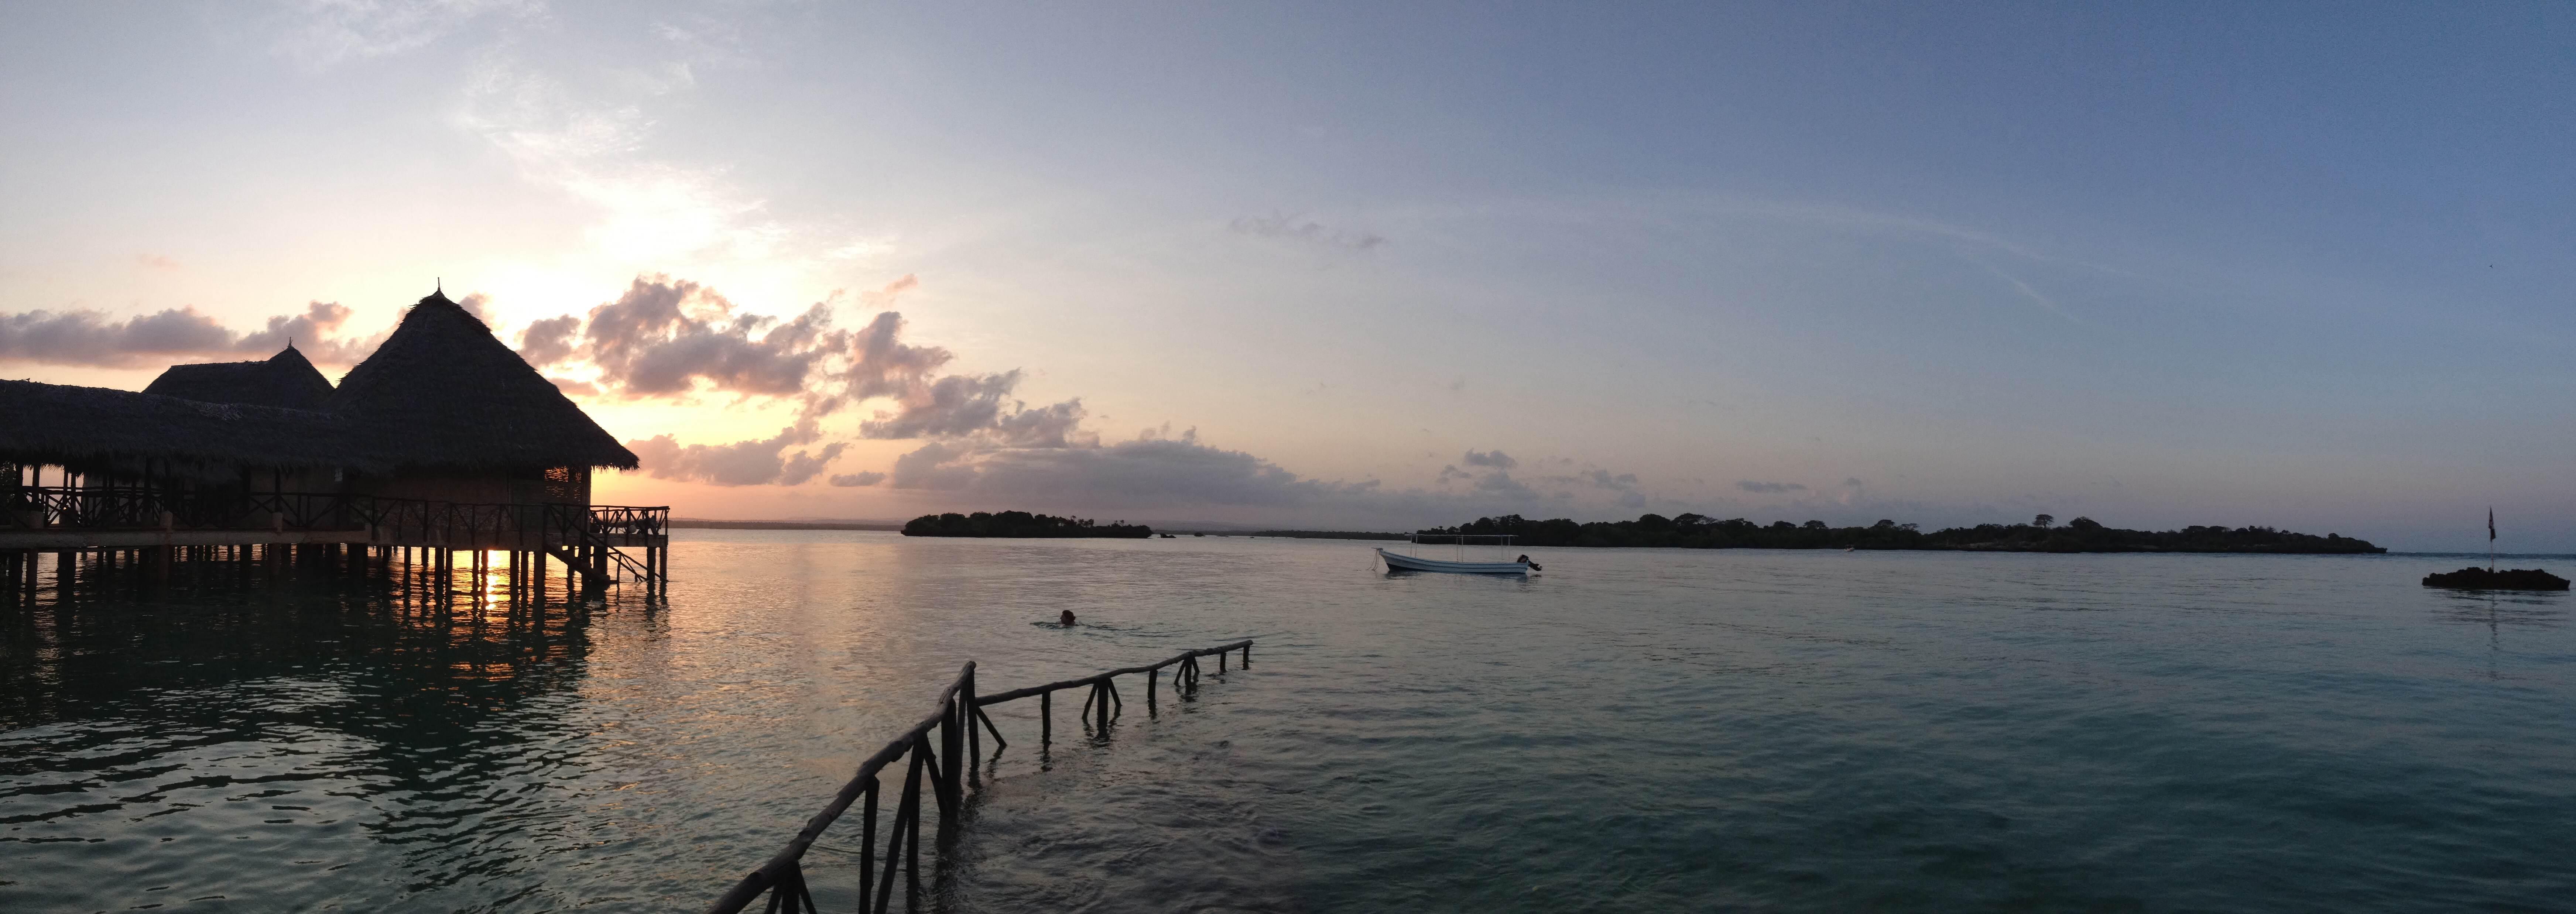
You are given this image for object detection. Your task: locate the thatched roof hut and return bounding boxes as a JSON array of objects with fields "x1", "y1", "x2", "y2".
[
  {"x1": 328, "y1": 290, "x2": 637, "y2": 471},
  {"x1": 142, "y1": 346, "x2": 334, "y2": 409},
  {"x1": 0, "y1": 379, "x2": 376, "y2": 478}
]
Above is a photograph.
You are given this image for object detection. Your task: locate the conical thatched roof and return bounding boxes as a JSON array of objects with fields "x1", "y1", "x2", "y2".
[
  {"x1": 326, "y1": 290, "x2": 636, "y2": 470},
  {"x1": 143, "y1": 346, "x2": 334, "y2": 409},
  {"x1": 0, "y1": 379, "x2": 376, "y2": 475}
]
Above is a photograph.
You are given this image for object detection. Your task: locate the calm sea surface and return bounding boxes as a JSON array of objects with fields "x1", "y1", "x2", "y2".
[{"x1": 4, "y1": 532, "x2": 2572, "y2": 911}]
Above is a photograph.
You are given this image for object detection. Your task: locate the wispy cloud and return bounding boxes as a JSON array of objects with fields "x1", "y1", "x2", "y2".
[
  {"x1": 266, "y1": 0, "x2": 540, "y2": 71},
  {"x1": 1230, "y1": 212, "x2": 1387, "y2": 252},
  {"x1": 1736, "y1": 480, "x2": 1807, "y2": 494},
  {"x1": 1461, "y1": 449, "x2": 1517, "y2": 470}
]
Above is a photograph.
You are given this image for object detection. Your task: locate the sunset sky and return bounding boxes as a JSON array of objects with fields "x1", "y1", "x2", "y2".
[{"x1": 4, "y1": 3, "x2": 2571, "y2": 548}]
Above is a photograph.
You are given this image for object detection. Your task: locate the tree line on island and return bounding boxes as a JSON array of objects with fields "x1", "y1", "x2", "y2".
[
  {"x1": 898, "y1": 508, "x2": 2382, "y2": 554},
  {"x1": 1417, "y1": 513, "x2": 2385, "y2": 553},
  {"x1": 902, "y1": 511, "x2": 1154, "y2": 538}
]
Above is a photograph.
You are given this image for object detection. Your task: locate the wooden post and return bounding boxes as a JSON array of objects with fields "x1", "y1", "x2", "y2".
[
  {"x1": 1041, "y1": 690, "x2": 1051, "y2": 745},
  {"x1": 942, "y1": 693, "x2": 963, "y2": 812},
  {"x1": 964, "y1": 667, "x2": 979, "y2": 776},
  {"x1": 906, "y1": 744, "x2": 924, "y2": 911},
  {"x1": 858, "y1": 778, "x2": 877, "y2": 914}
]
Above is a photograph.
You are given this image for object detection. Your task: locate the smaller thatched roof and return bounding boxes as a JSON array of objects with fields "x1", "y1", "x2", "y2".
[
  {"x1": 326, "y1": 291, "x2": 637, "y2": 470},
  {"x1": 0, "y1": 379, "x2": 378, "y2": 475},
  {"x1": 143, "y1": 346, "x2": 335, "y2": 409}
]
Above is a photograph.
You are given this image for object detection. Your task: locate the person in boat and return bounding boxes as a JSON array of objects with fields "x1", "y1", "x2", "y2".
[
  {"x1": 1517, "y1": 554, "x2": 1543, "y2": 571},
  {"x1": 1059, "y1": 609, "x2": 1077, "y2": 626}
]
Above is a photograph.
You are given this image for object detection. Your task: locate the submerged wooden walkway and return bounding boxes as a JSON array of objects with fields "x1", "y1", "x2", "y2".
[{"x1": 706, "y1": 639, "x2": 1256, "y2": 914}]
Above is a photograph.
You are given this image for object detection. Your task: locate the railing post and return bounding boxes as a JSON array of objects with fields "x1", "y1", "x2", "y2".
[
  {"x1": 942, "y1": 694, "x2": 963, "y2": 814},
  {"x1": 857, "y1": 777, "x2": 878, "y2": 914}
]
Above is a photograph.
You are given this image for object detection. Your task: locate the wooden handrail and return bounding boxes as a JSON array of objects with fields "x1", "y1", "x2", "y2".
[
  {"x1": 975, "y1": 640, "x2": 1251, "y2": 705},
  {"x1": 703, "y1": 640, "x2": 1255, "y2": 914}
]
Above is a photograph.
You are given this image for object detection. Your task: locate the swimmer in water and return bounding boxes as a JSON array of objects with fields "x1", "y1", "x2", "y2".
[{"x1": 1059, "y1": 609, "x2": 1077, "y2": 626}]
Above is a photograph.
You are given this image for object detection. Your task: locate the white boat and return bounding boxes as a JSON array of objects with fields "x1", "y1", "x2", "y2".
[{"x1": 1375, "y1": 534, "x2": 1538, "y2": 575}]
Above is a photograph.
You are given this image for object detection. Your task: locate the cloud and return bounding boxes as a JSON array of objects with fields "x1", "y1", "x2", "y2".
[
  {"x1": 266, "y1": 0, "x2": 539, "y2": 70},
  {"x1": 516, "y1": 315, "x2": 582, "y2": 368},
  {"x1": 1586, "y1": 469, "x2": 1641, "y2": 490},
  {"x1": 828, "y1": 471, "x2": 886, "y2": 487},
  {"x1": 578, "y1": 276, "x2": 833, "y2": 398},
  {"x1": 625, "y1": 422, "x2": 845, "y2": 486},
  {"x1": 460, "y1": 53, "x2": 800, "y2": 266},
  {"x1": 1462, "y1": 449, "x2": 1518, "y2": 470},
  {"x1": 520, "y1": 276, "x2": 976, "y2": 419},
  {"x1": 136, "y1": 253, "x2": 179, "y2": 271},
  {"x1": 840, "y1": 310, "x2": 953, "y2": 401},
  {"x1": 859, "y1": 371, "x2": 1019, "y2": 439},
  {"x1": 889, "y1": 436, "x2": 1354, "y2": 506},
  {"x1": 858, "y1": 274, "x2": 918, "y2": 307},
  {"x1": 1581, "y1": 468, "x2": 1647, "y2": 508},
  {"x1": 1737, "y1": 480, "x2": 1808, "y2": 494},
  {"x1": 888, "y1": 440, "x2": 981, "y2": 491},
  {"x1": 235, "y1": 301, "x2": 378, "y2": 362},
  {"x1": 1473, "y1": 471, "x2": 1539, "y2": 499},
  {"x1": 1230, "y1": 212, "x2": 1387, "y2": 252},
  {"x1": 0, "y1": 301, "x2": 378, "y2": 368}
]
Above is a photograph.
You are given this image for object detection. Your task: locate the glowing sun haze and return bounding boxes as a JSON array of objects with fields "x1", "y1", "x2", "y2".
[{"x1": 3, "y1": 3, "x2": 2571, "y2": 549}]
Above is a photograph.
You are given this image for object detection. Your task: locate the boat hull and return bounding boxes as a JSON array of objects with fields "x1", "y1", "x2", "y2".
[{"x1": 1376, "y1": 548, "x2": 1530, "y2": 575}]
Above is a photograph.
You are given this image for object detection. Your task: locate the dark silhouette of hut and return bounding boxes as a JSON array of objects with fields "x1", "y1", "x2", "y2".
[
  {"x1": 143, "y1": 346, "x2": 335, "y2": 410},
  {"x1": 329, "y1": 290, "x2": 636, "y2": 504},
  {"x1": 0, "y1": 288, "x2": 663, "y2": 594},
  {"x1": 0, "y1": 378, "x2": 371, "y2": 486}
]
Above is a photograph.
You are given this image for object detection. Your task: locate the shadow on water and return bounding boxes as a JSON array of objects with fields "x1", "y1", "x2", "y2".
[{"x1": 0, "y1": 550, "x2": 650, "y2": 910}]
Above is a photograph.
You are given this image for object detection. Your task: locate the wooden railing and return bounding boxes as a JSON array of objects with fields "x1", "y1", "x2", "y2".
[
  {"x1": 706, "y1": 640, "x2": 1255, "y2": 914},
  {"x1": 1, "y1": 486, "x2": 665, "y2": 547}
]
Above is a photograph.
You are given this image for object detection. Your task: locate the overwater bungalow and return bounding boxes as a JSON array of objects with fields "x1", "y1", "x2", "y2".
[{"x1": 0, "y1": 289, "x2": 665, "y2": 593}]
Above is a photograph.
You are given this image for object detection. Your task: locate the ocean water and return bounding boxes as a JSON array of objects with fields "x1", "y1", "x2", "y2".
[{"x1": 3, "y1": 532, "x2": 2572, "y2": 912}]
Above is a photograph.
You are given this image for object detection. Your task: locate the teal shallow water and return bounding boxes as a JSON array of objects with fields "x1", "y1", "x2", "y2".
[{"x1": 3, "y1": 533, "x2": 2571, "y2": 911}]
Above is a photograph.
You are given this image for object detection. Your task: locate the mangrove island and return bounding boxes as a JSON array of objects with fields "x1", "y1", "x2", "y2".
[
  {"x1": 1418, "y1": 513, "x2": 2385, "y2": 553},
  {"x1": 902, "y1": 511, "x2": 1155, "y2": 539}
]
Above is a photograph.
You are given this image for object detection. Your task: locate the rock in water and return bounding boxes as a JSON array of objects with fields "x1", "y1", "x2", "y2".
[{"x1": 2421, "y1": 567, "x2": 2572, "y2": 590}]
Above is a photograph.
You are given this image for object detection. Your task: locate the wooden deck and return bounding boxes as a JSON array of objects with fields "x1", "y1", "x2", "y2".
[{"x1": 1, "y1": 486, "x2": 667, "y2": 587}]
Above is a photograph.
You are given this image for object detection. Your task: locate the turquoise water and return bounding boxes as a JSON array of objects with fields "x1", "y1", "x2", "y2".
[{"x1": 3, "y1": 533, "x2": 2571, "y2": 911}]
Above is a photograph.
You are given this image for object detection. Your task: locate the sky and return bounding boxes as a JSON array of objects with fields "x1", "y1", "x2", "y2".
[{"x1": 1, "y1": 1, "x2": 2571, "y2": 549}]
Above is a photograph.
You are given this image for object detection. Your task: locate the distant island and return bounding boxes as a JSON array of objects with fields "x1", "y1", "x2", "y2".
[
  {"x1": 672, "y1": 518, "x2": 902, "y2": 531},
  {"x1": 1418, "y1": 513, "x2": 2385, "y2": 554},
  {"x1": 902, "y1": 511, "x2": 1154, "y2": 539}
]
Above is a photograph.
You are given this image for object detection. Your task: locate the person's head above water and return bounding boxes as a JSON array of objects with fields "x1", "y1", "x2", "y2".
[{"x1": 1059, "y1": 609, "x2": 1077, "y2": 626}]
